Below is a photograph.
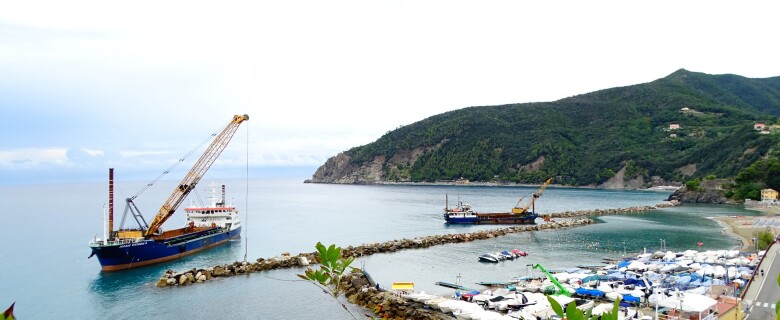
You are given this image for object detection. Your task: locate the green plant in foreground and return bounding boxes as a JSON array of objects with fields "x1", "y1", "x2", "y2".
[
  {"x1": 776, "y1": 271, "x2": 779, "y2": 319},
  {"x1": 1, "y1": 303, "x2": 14, "y2": 320},
  {"x1": 548, "y1": 295, "x2": 621, "y2": 320},
  {"x1": 297, "y1": 242, "x2": 358, "y2": 319},
  {"x1": 297, "y1": 242, "x2": 356, "y2": 297}
]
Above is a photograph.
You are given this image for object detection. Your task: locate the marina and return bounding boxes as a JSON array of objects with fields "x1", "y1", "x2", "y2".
[
  {"x1": 151, "y1": 198, "x2": 772, "y2": 319},
  {"x1": 387, "y1": 247, "x2": 766, "y2": 319},
  {"x1": 1, "y1": 179, "x2": 761, "y2": 319}
]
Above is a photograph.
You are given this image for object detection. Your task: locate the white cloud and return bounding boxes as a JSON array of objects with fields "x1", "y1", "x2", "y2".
[
  {"x1": 0, "y1": 148, "x2": 68, "y2": 167},
  {"x1": 80, "y1": 148, "x2": 104, "y2": 157}
]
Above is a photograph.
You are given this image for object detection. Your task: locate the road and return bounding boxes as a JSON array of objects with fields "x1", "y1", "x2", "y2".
[{"x1": 745, "y1": 242, "x2": 779, "y2": 320}]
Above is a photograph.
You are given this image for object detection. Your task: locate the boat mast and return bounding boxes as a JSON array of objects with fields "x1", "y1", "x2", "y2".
[{"x1": 108, "y1": 168, "x2": 114, "y2": 240}]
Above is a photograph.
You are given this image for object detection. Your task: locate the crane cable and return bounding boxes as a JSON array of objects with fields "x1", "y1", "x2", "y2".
[
  {"x1": 129, "y1": 120, "x2": 230, "y2": 201},
  {"x1": 244, "y1": 121, "x2": 249, "y2": 262}
]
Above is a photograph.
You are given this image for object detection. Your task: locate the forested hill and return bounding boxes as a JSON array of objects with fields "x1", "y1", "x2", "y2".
[{"x1": 308, "y1": 69, "x2": 780, "y2": 189}]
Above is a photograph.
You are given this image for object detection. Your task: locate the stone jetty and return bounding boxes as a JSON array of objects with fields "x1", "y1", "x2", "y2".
[
  {"x1": 342, "y1": 271, "x2": 451, "y2": 320},
  {"x1": 548, "y1": 200, "x2": 679, "y2": 219},
  {"x1": 156, "y1": 201, "x2": 679, "y2": 287},
  {"x1": 155, "y1": 218, "x2": 592, "y2": 287}
]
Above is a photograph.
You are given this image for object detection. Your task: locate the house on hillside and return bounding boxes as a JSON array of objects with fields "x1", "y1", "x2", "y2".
[
  {"x1": 680, "y1": 107, "x2": 692, "y2": 113},
  {"x1": 762, "y1": 188, "x2": 779, "y2": 205},
  {"x1": 669, "y1": 123, "x2": 681, "y2": 130},
  {"x1": 754, "y1": 123, "x2": 766, "y2": 130}
]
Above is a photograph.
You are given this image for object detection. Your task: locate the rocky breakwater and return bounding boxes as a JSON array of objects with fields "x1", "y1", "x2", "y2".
[
  {"x1": 548, "y1": 201, "x2": 680, "y2": 219},
  {"x1": 341, "y1": 218, "x2": 592, "y2": 258},
  {"x1": 155, "y1": 253, "x2": 318, "y2": 287},
  {"x1": 342, "y1": 271, "x2": 450, "y2": 320},
  {"x1": 156, "y1": 218, "x2": 593, "y2": 287}
]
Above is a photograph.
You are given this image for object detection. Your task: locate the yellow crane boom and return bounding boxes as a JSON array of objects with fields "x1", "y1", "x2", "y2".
[
  {"x1": 143, "y1": 114, "x2": 249, "y2": 237},
  {"x1": 512, "y1": 178, "x2": 552, "y2": 214}
]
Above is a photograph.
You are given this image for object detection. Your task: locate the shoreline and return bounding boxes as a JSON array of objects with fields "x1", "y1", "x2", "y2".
[
  {"x1": 712, "y1": 205, "x2": 779, "y2": 251},
  {"x1": 711, "y1": 217, "x2": 750, "y2": 251},
  {"x1": 330, "y1": 180, "x2": 682, "y2": 192}
]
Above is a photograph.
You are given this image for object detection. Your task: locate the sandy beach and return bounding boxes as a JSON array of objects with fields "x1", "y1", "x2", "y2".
[{"x1": 713, "y1": 205, "x2": 780, "y2": 251}]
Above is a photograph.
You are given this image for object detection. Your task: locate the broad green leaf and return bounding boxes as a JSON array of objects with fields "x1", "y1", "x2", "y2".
[
  {"x1": 547, "y1": 295, "x2": 564, "y2": 317},
  {"x1": 611, "y1": 298, "x2": 620, "y2": 315},
  {"x1": 327, "y1": 244, "x2": 339, "y2": 265},
  {"x1": 316, "y1": 271, "x2": 330, "y2": 285},
  {"x1": 584, "y1": 306, "x2": 592, "y2": 320},
  {"x1": 2, "y1": 302, "x2": 14, "y2": 320},
  {"x1": 315, "y1": 242, "x2": 327, "y2": 258},
  {"x1": 565, "y1": 301, "x2": 576, "y2": 320}
]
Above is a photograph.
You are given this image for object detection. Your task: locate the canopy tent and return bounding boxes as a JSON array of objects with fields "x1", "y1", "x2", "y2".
[{"x1": 655, "y1": 292, "x2": 717, "y2": 313}]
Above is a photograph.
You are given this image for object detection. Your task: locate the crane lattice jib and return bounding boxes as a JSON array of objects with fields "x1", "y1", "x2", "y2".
[
  {"x1": 144, "y1": 114, "x2": 249, "y2": 237},
  {"x1": 521, "y1": 178, "x2": 553, "y2": 211}
]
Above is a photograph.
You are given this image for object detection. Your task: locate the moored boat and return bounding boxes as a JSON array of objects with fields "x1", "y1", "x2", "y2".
[
  {"x1": 479, "y1": 253, "x2": 501, "y2": 263},
  {"x1": 443, "y1": 178, "x2": 551, "y2": 225},
  {"x1": 88, "y1": 114, "x2": 249, "y2": 271}
]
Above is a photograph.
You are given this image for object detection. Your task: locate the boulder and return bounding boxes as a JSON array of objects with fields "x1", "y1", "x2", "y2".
[{"x1": 156, "y1": 278, "x2": 168, "y2": 287}]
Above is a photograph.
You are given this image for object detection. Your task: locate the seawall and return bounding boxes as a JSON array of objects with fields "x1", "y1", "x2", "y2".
[{"x1": 156, "y1": 201, "x2": 679, "y2": 287}]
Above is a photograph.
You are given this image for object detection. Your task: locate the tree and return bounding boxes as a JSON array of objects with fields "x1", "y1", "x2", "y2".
[
  {"x1": 757, "y1": 230, "x2": 775, "y2": 251},
  {"x1": 297, "y1": 242, "x2": 357, "y2": 319},
  {"x1": 686, "y1": 178, "x2": 702, "y2": 191}
]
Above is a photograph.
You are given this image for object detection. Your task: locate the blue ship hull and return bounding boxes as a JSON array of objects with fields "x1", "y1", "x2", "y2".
[
  {"x1": 90, "y1": 227, "x2": 241, "y2": 271},
  {"x1": 444, "y1": 213, "x2": 537, "y2": 224}
]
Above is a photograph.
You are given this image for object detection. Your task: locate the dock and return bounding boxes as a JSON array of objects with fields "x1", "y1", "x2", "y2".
[
  {"x1": 434, "y1": 281, "x2": 476, "y2": 291},
  {"x1": 476, "y1": 281, "x2": 515, "y2": 286}
]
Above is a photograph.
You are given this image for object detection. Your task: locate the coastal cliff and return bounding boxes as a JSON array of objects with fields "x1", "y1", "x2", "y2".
[
  {"x1": 666, "y1": 179, "x2": 738, "y2": 204},
  {"x1": 306, "y1": 152, "x2": 384, "y2": 184}
]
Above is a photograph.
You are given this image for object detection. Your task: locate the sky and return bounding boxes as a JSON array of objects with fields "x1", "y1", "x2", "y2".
[{"x1": 2, "y1": 1, "x2": 780, "y2": 185}]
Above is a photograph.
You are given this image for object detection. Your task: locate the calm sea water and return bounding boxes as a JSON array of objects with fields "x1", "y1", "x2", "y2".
[{"x1": 0, "y1": 177, "x2": 758, "y2": 319}]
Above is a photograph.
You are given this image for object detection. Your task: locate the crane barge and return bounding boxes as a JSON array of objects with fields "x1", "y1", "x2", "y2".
[
  {"x1": 443, "y1": 178, "x2": 552, "y2": 224},
  {"x1": 88, "y1": 114, "x2": 248, "y2": 271}
]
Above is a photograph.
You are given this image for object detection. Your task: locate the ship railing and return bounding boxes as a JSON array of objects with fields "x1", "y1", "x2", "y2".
[{"x1": 90, "y1": 237, "x2": 145, "y2": 247}]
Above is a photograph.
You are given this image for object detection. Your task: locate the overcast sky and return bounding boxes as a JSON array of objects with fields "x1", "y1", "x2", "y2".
[{"x1": 2, "y1": 1, "x2": 779, "y2": 185}]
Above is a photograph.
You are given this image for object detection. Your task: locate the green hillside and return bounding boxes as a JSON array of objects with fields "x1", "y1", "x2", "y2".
[{"x1": 327, "y1": 69, "x2": 780, "y2": 188}]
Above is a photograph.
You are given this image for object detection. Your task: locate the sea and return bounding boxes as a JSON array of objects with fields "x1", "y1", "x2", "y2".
[{"x1": 0, "y1": 176, "x2": 759, "y2": 319}]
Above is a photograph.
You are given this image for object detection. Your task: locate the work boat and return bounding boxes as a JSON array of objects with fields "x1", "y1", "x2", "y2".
[
  {"x1": 88, "y1": 114, "x2": 248, "y2": 271},
  {"x1": 443, "y1": 178, "x2": 552, "y2": 225}
]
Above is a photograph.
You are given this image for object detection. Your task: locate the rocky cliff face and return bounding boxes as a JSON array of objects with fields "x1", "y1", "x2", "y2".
[
  {"x1": 598, "y1": 166, "x2": 646, "y2": 189},
  {"x1": 666, "y1": 179, "x2": 738, "y2": 204},
  {"x1": 306, "y1": 146, "x2": 436, "y2": 184},
  {"x1": 305, "y1": 152, "x2": 385, "y2": 184},
  {"x1": 307, "y1": 149, "x2": 685, "y2": 190}
]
